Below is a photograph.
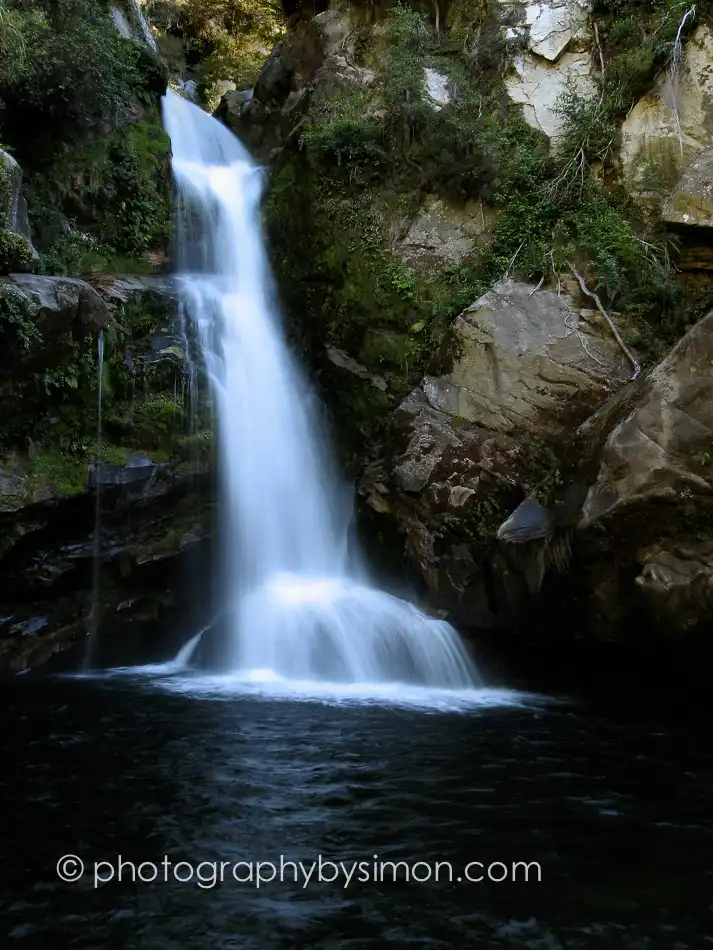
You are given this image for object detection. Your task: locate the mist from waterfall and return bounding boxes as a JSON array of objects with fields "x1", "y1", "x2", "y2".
[{"x1": 161, "y1": 89, "x2": 480, "y2": 689}]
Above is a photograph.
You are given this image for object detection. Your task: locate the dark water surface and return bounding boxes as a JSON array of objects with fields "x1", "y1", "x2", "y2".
[{"x1": 1, "y1": 672, "x2": 711, "y2": 949}]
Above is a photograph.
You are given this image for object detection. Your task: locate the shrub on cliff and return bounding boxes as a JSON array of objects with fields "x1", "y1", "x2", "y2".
[
  {"x1": 0, "y1": 0, "x2": 162, "y2": 149},
  {"x1": 0, "y1": 0, "x2": 170, "y2": 267}
]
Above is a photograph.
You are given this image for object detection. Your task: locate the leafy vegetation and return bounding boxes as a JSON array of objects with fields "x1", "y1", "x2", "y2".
[
  {"x1": 592, "y1": 0, "x2": 705, "y2": 118},
  {"x1": 0, "y1": 0, "x2": 166, "y2": 147},
  {"x1": 0, "y1": 0, "x2": 170, "y2": 272}
]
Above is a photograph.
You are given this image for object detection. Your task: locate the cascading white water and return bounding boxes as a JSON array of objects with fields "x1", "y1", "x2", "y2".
[{"x1": 162, "y1": 89, "x2": 481, "y2": 689}]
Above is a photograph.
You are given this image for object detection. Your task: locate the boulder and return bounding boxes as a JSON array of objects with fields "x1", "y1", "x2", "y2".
[
  {"x1": 581, "y1": 310, "x2": 713, "y2": 528},
  {"x1": 358, "y1": 279, "x2": 645, "y2": 627},
  {"x1": 86, "y1": 274, "x2": 174, "y2": 305},
  {"x1": 520, "y1": 0, "x2": 591, "y2": 61},
  {"x1": 219, "y1": 1, "x2": 373, "y2": 160},
  {"x1": 6, "y1": 274, "x2": 113, "y2": 331},
  {"x1": 419, "y1": 279, "x2": 637, "y2": 436}
]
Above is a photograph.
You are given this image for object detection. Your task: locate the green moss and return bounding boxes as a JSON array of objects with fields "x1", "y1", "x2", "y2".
[{"x1": 22, "y1": 447, "x2": 88, "y2": 497}]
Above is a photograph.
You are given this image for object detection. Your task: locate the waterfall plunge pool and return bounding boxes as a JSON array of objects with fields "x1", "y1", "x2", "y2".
[{"x1": 1, "y1": 671, "x2": 711, "y2": 949}]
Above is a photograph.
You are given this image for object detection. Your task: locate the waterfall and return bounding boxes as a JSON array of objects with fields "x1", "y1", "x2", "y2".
[
  {"x1": 84, "y1": 329, "x2": 105, "y2": 670},
  {"x1": 161, "y1": 90, "x2": 481, "y2": 689}
]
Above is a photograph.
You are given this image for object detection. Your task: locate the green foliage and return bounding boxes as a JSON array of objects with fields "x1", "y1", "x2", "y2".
[
  {"x1": 265, "y1": 0, "x2": 696, "y2": 439},
  {"x1": 381, "y1": 6, "x2": 430, "y2": 145},
  {"x1": 551, "y1": 80, "x2": 617, "y2": 194},
  {"x1": 301, "y1": 88, "x2": 389, "y2": 179},
  {"x1": 0, "y1": 282, "x2": 41, "y2": 351},
  {"x1": 27, "y1": 118, "x2": 171, "y2": 262},
  {"x1": 0, "y1": 228, "x2": 33, "y2": 274},
  {"x1": 592, "y1": 0, "x2": 702, "y2": 118},
  {"x1": 41, "y1": 335, "x2": 96, "y2": 397},
  {"x1": 38, "y1": 232, "x2": 156, "y2": 278},
  {"x1": 0, "y1": 0, "x2": 169, "y2": 273}
]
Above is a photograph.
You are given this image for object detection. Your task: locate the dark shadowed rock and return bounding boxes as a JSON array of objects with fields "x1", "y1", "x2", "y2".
[{"x1": 7, "y1": 274, "x2": 113, "y2": 330}]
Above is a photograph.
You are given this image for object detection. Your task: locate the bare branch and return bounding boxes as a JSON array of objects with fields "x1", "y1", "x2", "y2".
[
  {"x1": 502, "y1": 241, "x2": 525, "y2": 280},
  {"x1": 529, "y1": 274, "x2": 545, "y2": 296},
  {"x1": 569, "y1": 265, "x2": 641, "y2": 380}
]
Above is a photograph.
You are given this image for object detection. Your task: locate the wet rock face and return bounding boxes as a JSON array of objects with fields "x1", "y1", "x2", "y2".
[
  {"x1": 0, "y1": 149, "x2": 38, "y2": 271},
  {"x1": 360, "y1": 385, "x2": 524, "y2": 621},
  {"x1": 0, "y1": 272, "x2": 209, "y2": 672},
  {"x1": 0, "y1": 468, "x2": 215, "y2": 673}
]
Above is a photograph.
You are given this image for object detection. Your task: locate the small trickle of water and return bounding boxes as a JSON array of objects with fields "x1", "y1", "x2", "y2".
[
  {"x1": 161, "y1": 91, "x2": 481, "y2": 691},
  {"x1": 667, "y1": 5, "x2": 696, "y2": 156},
  {"x1": 83, "y1": 329, "x2": 105, "y2": 671}
]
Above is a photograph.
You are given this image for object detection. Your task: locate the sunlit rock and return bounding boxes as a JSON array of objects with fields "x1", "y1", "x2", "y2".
[
  {"x1": 662, "y1": 146, "x2": 713, "y2": 228},
  {"x1": 420, "y1": 278, "x2": 637, "y2": 436},
  {"x1": 523, "y1": 0, "x2": 590, "y2": 60},
  {"x1": 506, "y1": 50, "x2": 594, "y2": 140},
  {"x1": 424, "y1": 68, "x2": 450, "y2": 109}
]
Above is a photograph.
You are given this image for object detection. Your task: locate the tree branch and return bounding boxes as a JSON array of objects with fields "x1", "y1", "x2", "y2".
[{"x1": 569, "y1": 264, "x2": 641, "y2": 381}]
